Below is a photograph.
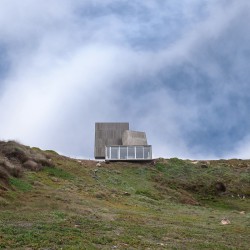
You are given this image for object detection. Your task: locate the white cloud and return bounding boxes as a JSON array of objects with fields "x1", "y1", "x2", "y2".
[{"x1": 0, "y1": 0, "x2": 250, "y2": 159}]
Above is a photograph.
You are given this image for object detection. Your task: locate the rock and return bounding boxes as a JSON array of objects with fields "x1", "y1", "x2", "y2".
[
  {"x1": 215, "y1": 182, "x2": 226, "y2": 192},
  {"x1": 123, "y1": 192, "x2": 131, "y2": 196},
  {"x1": 33, "y1": 181, "x2": 44, "y2": 186},
  {"x1": 221, "y1": 218, "x2": 230, "y2": 225},
  {"x1": 237, "y1": 194, "x2": 245, "y2": 199},
  {"x1": 96, "y1": 162, "x2": 101, "y2": 167},
  {"x1": 120, "y1": 243, "x2": 128, "y2": 247},
  {"x1": 200, "y1": 164, "x2": 208, "y2": 168},
  {"x1": 51, "y1": 177, "x2": 59, "y2": 182},
  {"x1": 239, "y1": 211, "x2": 245, "y2": 215},
  {"x1": 151, "y1": 160, "x2": 156, "y2": 166},
  {"x1": 23, "y1": 160, "x2": 40, "y2": 171}
]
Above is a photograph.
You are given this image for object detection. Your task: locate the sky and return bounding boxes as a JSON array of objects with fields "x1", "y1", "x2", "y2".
[{"x1": 0, "y1": 0, "x2": 250, "y2": 159}]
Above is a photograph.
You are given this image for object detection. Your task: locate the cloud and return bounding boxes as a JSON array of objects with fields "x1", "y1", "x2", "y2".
[{"x1": 0, "y1": 0, "x2": 250, "y2": 159}]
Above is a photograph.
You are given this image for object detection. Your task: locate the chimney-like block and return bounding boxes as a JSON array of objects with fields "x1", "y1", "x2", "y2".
[{"x1": 122, "y1": 130, "x2": 148, "y2": 146}]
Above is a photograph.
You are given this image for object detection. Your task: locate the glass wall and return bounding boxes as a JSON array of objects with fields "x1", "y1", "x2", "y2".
[
  {"x1": 128, "y1": 146, "x2": 135, "y2": 159},
  {"x1": 111, "y1": 147, "x2": 119, "y2": 159},
  {"x1": 136, "y1": 147, "x2": 144, "y2": 159},
  {"x1": 120, "y1": 147, "x2": 127, "y2": 159},
  {"x1": 105, "y1": 146, "x2": 152, "y2": 160},
  {"x1": 144, "y1": 147, "x2": 151, "y2": 159}
]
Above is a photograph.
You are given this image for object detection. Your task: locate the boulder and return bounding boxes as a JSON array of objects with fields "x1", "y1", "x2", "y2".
[{"x1": 23, "y1": 160, "x2": 40, "y2": 171}]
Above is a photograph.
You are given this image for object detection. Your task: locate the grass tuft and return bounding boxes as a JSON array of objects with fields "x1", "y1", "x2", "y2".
[
  {"x1": 9, "y1": 177, "x2": 32, "y2": 192},
  {"x1": 43, "y1": 166, "x2": 74, "y2": 180}
]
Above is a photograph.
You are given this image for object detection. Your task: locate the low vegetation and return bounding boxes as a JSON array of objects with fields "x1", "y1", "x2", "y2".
[{"x1": 0, "y1": 141, "x2": 249, "y2": 249}]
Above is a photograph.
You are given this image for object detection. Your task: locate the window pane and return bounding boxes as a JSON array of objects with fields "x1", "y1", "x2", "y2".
[
  {"x1": 144, "y1": 147, "x2": 151, "y2": 159},
  {"x1": 128, "y1": 146, "x2": 135, "y2": 159},
  {"x1": 120, "y1": 147, "x2": 127, "y2": 159},
  {"x1": 111, "y1": 147, "x2": 119, "y2": 159},
  {"x1": 136, "y1": 147, "x2": 143, "y2": 159}
]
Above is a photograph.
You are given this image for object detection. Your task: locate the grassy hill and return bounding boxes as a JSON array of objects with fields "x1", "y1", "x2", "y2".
[{"x1": 0, "y1": 141, "x2": 249, "y2": 249}]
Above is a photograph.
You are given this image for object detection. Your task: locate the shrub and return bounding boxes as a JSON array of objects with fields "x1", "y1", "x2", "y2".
[
  {"x1": 0, "y1": 159, "x2": 23, "y2": 178},
  {"x1": 0, "y1": 167, "x2": 9, "y2": 181}
]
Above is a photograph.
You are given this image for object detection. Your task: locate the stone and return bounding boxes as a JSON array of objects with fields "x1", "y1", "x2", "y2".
[
  {"x1": 123, "y1": 192, "x2": 131, "y2": 196},
  {"x1": 23, "y1": 160, "x2": 39, "y2": 171},
  {"x1": 221, "y1": 218, "x2": 230, "y2": 225}
]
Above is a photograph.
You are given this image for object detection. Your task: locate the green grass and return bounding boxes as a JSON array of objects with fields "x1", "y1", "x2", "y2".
[
  {"x1": 43, "y1": 166, "x2": 74, "y2": 180},
  {"x1": 9, "y1": 177, "x2": 32, "y2": 192},
  {"x1": 0, "y1": 156, "x2": 249, "y2": 249},
  {"x1": 154, "y1": 158, "x2": 250, "y2": 196}
]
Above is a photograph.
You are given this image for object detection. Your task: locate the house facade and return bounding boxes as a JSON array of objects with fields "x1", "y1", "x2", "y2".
[{"x1": 94, "y1": 122, "x2": 152, "y2": 161}]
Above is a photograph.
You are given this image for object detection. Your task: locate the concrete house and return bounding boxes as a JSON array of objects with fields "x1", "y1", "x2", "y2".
[{"x1": 94, "y1": 122, "x2": 152, "y2": 161}]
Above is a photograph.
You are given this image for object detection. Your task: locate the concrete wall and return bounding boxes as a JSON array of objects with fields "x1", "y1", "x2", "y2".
[
  {"x1": 95, "y1": 122, "x2": 129, "y2": 159},
  {"x1": 122, "y1": 130, "x2": 148, "y2": 146}
]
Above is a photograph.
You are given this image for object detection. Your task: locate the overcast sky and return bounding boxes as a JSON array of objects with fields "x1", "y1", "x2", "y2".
[{"x1": 0, "y1": 0, "x2": 250, "y2": 159}]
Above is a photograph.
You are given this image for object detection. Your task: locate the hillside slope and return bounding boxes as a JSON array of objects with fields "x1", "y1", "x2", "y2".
[{"x1": 0, "y1": 141, "x2": 249, "y2": 249}]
